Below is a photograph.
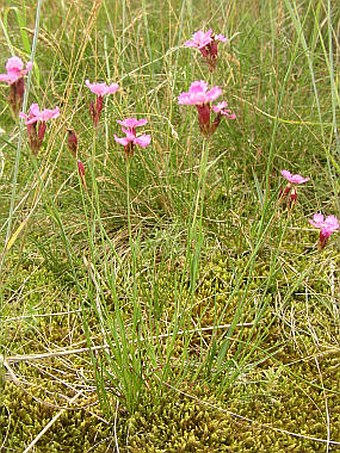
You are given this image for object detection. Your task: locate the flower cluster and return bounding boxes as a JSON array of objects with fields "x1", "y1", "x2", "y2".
[
  {"x1": 178, "y1": 80, "x2": 235, "y2": 137},
  {"x1": 184, "y1": 29, "x2": 227, "y2": 71},
  {"x1": 278, "y1": 170, "x2": 338, "y2": 249},
  {"x1": 0, "y1": 56, "x2": 32, "y2": 114},
  {"x1": 1, "y1": 34, "x2": 338, "y2": 254}
]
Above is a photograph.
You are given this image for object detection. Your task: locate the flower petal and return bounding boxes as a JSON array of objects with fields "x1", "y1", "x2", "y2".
[
  {"x1": 134, "y1": 134, "x2": 151, "y2": 148},
  {"x1": 114, "y1": 135, "x2": 131, "y2": 146},
  {"x1": 117, "y1": 118, "x2": 148, "y2": 128}
]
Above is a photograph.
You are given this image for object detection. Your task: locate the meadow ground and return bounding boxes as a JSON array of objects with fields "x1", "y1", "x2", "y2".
[{"x1": 0, "y1": 0, "x2": 339, "y2": 451}]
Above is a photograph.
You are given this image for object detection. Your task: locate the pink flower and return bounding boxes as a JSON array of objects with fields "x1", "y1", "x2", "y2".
[
  {"x1": 184, "y1": 29, "x2": 214, "y2": 49},
  {"x1": 20, "y1": 103, "x2": 60, "y2": 125},
  {"x1": 184, "y1": 29, "x2": 227, "y2": 71},
  {"x1": 117, "y1": 118, "x2": 148, "y2": 130},
  {"x1": 178, "y1": 80, "x2": 222, "y2": 106},
  {"x1": 0, "y1": 56, "x2": 32, "y2": 85},
  {"x1": 309, "y1": 213, "x2": 339, "y2": 250},
  {"x1": 212, "y1": 101, "x2": 236, "y2": 120},
  {"x1": 85, "y1": 80, "x2": 119, "y2": 96},
  {"x1": 279, "y1": 169, "x2": 309, "y2": 209},
  {"x1": 0, "y1": 56, "x2": 32, "y2": 114},
  {"x1": 85, "y1": 79, "x2": 119, "y2": 127},
  {"x1": 114, "y1": 132, "x2": 151, "y2": 148},
  {"x1": 215, "y1": 34, "x2": 228, "y2": 43},
  {"x1": 114, "y1": 117, "x2": 151, "y2": 157},
  {"x1": 178, "y1": 81, "x2": 235, "y2": 137},
  {"x1": 20, "y1": 103, "x2": 60, "y2": 153},
  {"x1": 280, "y1": 170, "x2": 310, "y2": 185}
]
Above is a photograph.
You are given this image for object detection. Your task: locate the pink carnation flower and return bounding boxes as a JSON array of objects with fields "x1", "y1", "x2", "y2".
[
  {"x1": 20, "y1": 103, "x2": 60, "y2": 153},
  {"x1": 114, "y1": 132, "x2": 151, "y2": 148},
  {"x1": 178, "y1": 81, "x2": 235, "y2": 137},
  {"x1": 279, "y1": 169, "x2": 310, "y2": 209},
  {"x1": 117, "y1": 118, "x2": 148, "y2": 130},
  {"x1": 0, "y1": 56, "x2": 32, "y2": 84},
  {"x1": 20, "y1": 103, "x2": 60, "y2": 125},
  {"x1": 178, "y1": 80, "x2": 222, "y2": 106},
  {"x1": 212, "y1": 101, "x2": 236, "y2": 120},
  {"x1": 0, "y1": 56, "x2": 33, "y2": 114},
  {"x1": 85, "y1": 79, "x2": 119, "y2": 127},
  {"x1": 184, "y1": 29, "x2": 227, "y2": 71},
  {"x1": 281, "y1": 170, "x2": 310, "y2": 185},
  {"x1": 309, "y1": 213, "x2": 339, "y2": 250},
  {"x1": 184, "y1": 29, "x2": 214, "y2": 49},
  {"x1": 85, "y1": 80, "x2": 119, "y2": 96},
  {"x1": 114, "y1": 117, "x2": 151, "y2": 157},
  {"x1": 215, "y1": 34, "x2": 228, "y2": 43}
]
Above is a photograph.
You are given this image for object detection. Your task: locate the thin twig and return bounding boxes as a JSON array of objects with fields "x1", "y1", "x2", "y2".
[
  {"x1": 22, "y1": 390, "x2": 83, "y2": 453},
  {"x1": 1, "y1": 309, "x2": 82, "y2": 323},
  {"x1": 113, "y1": 399, "x2": 120, "y2": 453},
  {"x1": 5, "y1": 322, "x2": 255, "y2": 364}
]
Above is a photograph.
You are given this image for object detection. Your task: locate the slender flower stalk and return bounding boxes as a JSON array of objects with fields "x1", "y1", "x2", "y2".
[
  {"x1": 178, "y1": 80, "x2": 235, "y2": 137},
  {"x1": 0, "y1": 56, "x2": 32, "y2": 115},
  {"x1": 114, "y1": 118, "x2": 151, "y2": 245},
  {"x1": 184, "y1": 29, "x2": 227, "y2": 71},
  {"x1": 186, "y1": 137, "x2": 211, "y2": 297},
  {"x1": 279, "y1": 170, "x2": 310, "y2": 209},
  {"x1": 85, "y1": 79, "x2": 119, "y2": 127},
  {"x1": 20, "y1": 103, "x2": 60, "y2": 153},
  {"x1": 114, "y1": 117, "x2": 151, "y2": 158},
  {"x1": 309, "y1": 213, "x2": 339, "y2": 250}
]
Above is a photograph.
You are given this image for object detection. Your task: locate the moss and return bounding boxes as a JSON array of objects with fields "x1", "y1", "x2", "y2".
[
  {"x1": 1, "y1": 242, "x2": 339, "y2": 450},
  {"x1": 0, "y1": 383, "x2": 112, "y2": 452}
]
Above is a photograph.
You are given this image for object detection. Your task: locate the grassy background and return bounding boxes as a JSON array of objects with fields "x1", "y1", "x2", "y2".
[{"x1": 0, "y1": 0, "x2": 339, "y2": 451}]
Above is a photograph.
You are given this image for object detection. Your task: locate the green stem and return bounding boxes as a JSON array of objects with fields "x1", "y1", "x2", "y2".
[
  {"x1": 187, "y1": 138, "x2": 210, "y2": 295},
  {"x1": 126, "y1": 158, "x2": 132, "y2": 245}
]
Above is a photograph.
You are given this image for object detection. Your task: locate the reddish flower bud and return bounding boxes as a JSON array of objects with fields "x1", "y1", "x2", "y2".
[
  {"x1": 77, "y1": 159, "x2": 85, "y2": 177},
  {"x1": 289, "y1": 187, "x2": 298, "y2": 208},
  {"x1": 67, "y1": 129, "x2": 78, "y2": 156},
  {"x1": 77, "y1": 159, "x2": 87, "y2": 190}
]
